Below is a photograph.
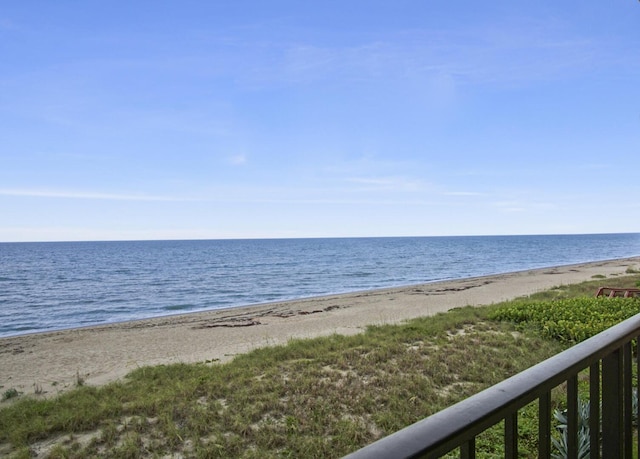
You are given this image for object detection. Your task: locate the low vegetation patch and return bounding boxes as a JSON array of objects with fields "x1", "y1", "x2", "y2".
[
  {"x1": 1, "y1": 273, "x2": 639, "y2": 458},
  {"x1": 489, "y1": 297, "x2": 640, "y2": 343},
  {"x1": 1, "y1": 389, "x2": 20, "y2": 402}
]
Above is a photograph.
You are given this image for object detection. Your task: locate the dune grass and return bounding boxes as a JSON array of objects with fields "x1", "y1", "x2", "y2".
[{"x1": 1, "y1": 273, "x2": 639, "y2": 458}]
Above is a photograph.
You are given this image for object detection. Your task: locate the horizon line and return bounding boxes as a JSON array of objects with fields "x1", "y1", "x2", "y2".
[{"x1": 1, "y1": 231, "x2": 638, "y2": 245}]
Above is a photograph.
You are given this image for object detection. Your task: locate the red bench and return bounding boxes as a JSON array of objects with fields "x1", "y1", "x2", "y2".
[{"x1": 595, "y1": 287, "x2": 640, "y2": 298}]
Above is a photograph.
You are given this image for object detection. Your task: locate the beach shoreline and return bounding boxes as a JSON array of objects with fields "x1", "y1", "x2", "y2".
[{"x1": 2, "y1": 256, "x2": 639, "y2": 398}]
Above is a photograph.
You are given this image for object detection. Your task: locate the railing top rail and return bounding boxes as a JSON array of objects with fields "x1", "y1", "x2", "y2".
[{"x1": 344, "y1": 311, "x2": 640, "y2": 459}]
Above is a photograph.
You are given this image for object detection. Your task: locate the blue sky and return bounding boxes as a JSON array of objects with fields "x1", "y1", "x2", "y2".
[{"x1": 1, "y1": 1, "x2": 639, "y2": 242}]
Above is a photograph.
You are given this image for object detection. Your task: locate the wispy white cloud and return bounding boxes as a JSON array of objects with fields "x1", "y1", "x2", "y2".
[
  {"x1": 579, "y1": 163, "x2": 611, "y2": 171},
  {"x1": 228, "y1": 154, "x2": 248, "y2": 165},
  {"x1": 229, "y1": 19, "x2": 607, "y2": 91},
  {"x1": 490, "y1": 196, "x2": 563, "y2": 214},
  {"x1": 0, "y1": 188, "x2": 186, "y2": 202},
  {"x1": 442, "y1": 191, "x2": 484, "y2": 197},
  {"x1": 346, "y1": 176, "x2": 426, "y2": 192}
]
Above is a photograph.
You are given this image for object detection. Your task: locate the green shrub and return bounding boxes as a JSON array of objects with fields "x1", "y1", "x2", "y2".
[
  {"x1": 2, "y1": 388, "x2": 20, "y2": 401},
  {"x1": 489, "y1": 297, "x2": 640, "y2": 343}
]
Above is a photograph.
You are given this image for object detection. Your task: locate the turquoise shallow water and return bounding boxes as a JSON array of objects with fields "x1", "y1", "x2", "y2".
[{"x1": 1, "y1": 233, "x2": 639, "y2": 337}]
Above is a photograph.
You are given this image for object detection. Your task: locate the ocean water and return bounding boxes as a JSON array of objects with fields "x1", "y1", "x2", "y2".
[{"x1": 1, "y1": 233, "x2": 639, "y2": 338}]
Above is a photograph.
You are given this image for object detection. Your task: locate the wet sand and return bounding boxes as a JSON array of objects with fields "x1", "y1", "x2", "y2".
[{"x1": 1, "y1": 257, "x2": 639, "y2": 397}]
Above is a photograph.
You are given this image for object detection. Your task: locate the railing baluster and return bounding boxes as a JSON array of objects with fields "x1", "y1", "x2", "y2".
[
  {"x1": 602, "y1": 348, "x2": 623, "y2": 458},
  {"x1": 567, "y1": 375, "x2": 578, "y2": 459},
  {"x1": 623, "y1": 342, "x2": 632, "y2": 458},
  {"x1": 505, "y1": 413, "x2": 517, "y2": 458},
  {"x1": 589, "y1": 362, "x2": 600, "y2": 459},
  {"x1": 460, "y1": 437, "x2": 475, "y2": 459},
  {"x1": 539, "y1": 391, "x2": 551, "y2": 457},
  {"x1": 637, "y1": 336, "x2": 640, "y2": 459}
]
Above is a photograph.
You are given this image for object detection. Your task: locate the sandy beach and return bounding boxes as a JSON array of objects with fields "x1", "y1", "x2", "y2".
[{"x1": 1, "y1": 257, "x2": 639, "y2": 398}]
